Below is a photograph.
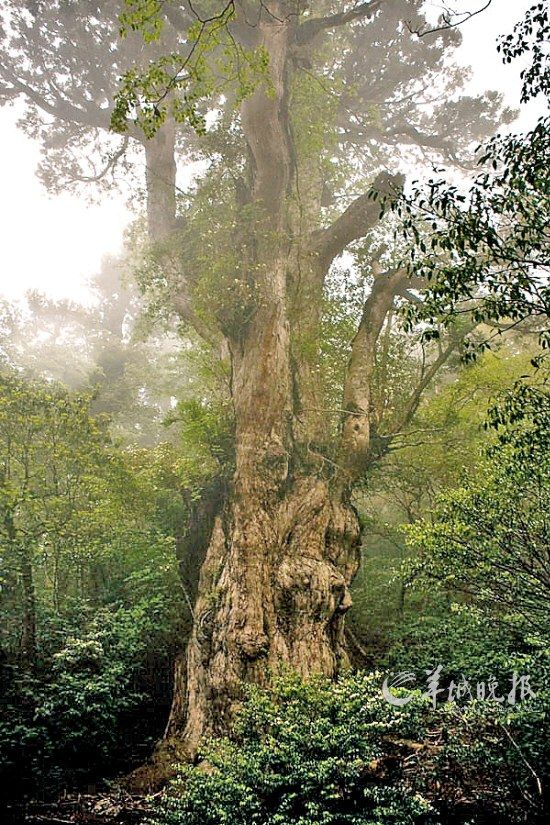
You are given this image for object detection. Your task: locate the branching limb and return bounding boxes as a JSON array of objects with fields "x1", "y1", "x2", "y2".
[
  {"x1": 406, "y1": 1, "x2": 492, "y2": 38},
  {"x1": 66, "y1": 137, "x2": 130, "y2": 183},
  {"x1": 336, "y1": 265, "x2": 408, "y2": 485},
  {"x1": 297, "y1": 0, "x2": 384, "y2": 44},
  {"x1": 171, "y1": 291, "x2": 223, "y2": 350},
  {"x1": 311, "y1": 172, "x2": 404, "y2": 269},
  {"x1": 0, "y1": 68, "x2": 109, "y2": 129},
  {"x1": 390, "y1": 328, "x2": 470, "y2": 437}
]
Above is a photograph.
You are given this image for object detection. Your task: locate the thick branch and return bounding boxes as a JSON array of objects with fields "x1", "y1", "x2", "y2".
[
  {"x1": 297, "y1": 1, "x2": 384, "y2": 44},
  {"x1": 336, "y1": 266, "x2": 407, "y2": 485},
  {"x1": 381, "y1": 124, "x2": 457, "y2": 159},
  {"x1": 172, "y1": 291, "x2": 223, "y2": 350},
  {"x1": 311, "y1": 172, "x2": 404, "y2": 269},
  {"x1": 144, "y1": 119, "x2": 178, "y2": 241},
  {"x1": 241, "y1": 14, "x2": 293, "y2": 219}
]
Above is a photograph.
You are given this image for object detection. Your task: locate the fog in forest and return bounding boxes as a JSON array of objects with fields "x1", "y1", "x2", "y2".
[{"x1": 0, "y1": 2, "x2": 548, "y2": 823}]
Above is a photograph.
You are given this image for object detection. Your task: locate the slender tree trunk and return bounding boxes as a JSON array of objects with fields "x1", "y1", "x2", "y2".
[
  {"x1": 4, "y1": 510, "x2": 36, "y2": 670},
  {"x1": 144, "y1": 119, "x2": 177, "y2": 242},
  {"x1": 19, "y1": 542, "x2": 37, "y2": 671},
  {"x1": 6, "y1": 509, "x2": 37, "y2": 671}
]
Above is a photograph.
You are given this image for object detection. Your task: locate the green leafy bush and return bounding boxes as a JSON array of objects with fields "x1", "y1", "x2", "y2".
[
  {"x1": 405, "y1": 382, "x2": 550, "y2": 641},
  {"x1": 153, "y1": 667, "x2": 549, "y2": 825},
  {"x1": 0, "y1": 592, "x2": 180, "y2": 797},
  {"x1": 383, "y1": 607, "x2": 531, "y2": 686},
  {"x1": 154, "y1": 670, "x2": 436, "y2": 825}
]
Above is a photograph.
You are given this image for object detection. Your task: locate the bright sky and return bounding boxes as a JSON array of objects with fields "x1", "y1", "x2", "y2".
[{"x1": 0, "y1": 0, "x2": 545, "y2": 306}]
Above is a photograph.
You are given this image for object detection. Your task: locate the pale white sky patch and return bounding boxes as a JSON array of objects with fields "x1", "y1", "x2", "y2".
[{"x1": 0, "y1": 106, "x2": 130, "y2": 304}]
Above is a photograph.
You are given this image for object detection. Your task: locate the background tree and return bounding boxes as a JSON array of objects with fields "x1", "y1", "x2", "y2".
[
  {"x1": 349, "y1": 344, "x2": 538, "y2": 658},
  {"x1": 407, "y1": 377, "x2": 550, "y2": 641},
  {"x1": 0, "y1": 0, "x2": 183, "y2": 238},
  {"x1": 0, "y1": 374, "x2": 111, "y2": 669},
  {"x1": 0, "y1": 254, "x2": 218, "y2": 445},
  {"x1": 0, "y1": 369, "x2": 188, "y2": 797}
]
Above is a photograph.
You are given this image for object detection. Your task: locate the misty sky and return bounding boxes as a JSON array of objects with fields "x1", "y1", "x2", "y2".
[{"x1": 0, "y1": 0, "x2": 546, "y2": 306}]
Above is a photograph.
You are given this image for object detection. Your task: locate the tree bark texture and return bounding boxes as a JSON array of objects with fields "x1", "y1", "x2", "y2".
[
  {"x1": 164, "y1": 5, "x2": 387, "y2": 754},
  {"x1": 149, "y1": 3, "x2": 437, "y2": 756}
]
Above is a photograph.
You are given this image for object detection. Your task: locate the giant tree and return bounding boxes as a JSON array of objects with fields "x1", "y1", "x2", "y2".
[{"x1": 1, "y1": 0, "x2": 512, "y2": 753}]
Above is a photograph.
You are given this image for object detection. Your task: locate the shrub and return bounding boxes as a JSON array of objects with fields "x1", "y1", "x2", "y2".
[
  {"x1": 0, "y1": 596, "x2": 178, "y2": 799},
  {"x1": 153, "y1": 667, "x2": 549, "y2": 825},
  {"x1": 155, "y1": 670, "x2": 437, "y2": 825}
]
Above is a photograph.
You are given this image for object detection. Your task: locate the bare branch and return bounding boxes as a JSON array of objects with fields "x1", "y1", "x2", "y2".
[
  {"x1": 382, "y1": 124, "x2": 459, "y2": 163},
  {"x1": 406, "y1": 1, "x2": 492, "y2": 38},
  {"x1": 66, "y1": 137, "x2": 129, "y2": 183},
  {"x1": 498, "y1": 722, "x2": 543, "y2": 798},
  {"x1": 389, "y1": 327, "x2": 471, "y2": 435},
  {"x1": 398, "y1": 288, "x2": 424, "y2": 304}
]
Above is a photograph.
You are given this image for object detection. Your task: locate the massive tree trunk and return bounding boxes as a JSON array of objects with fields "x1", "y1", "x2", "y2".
[
  {"x1": 111, "y1": 8, "x2": 468, "y2": 776},
  {"x1": 171, "y1": 479, "x2": 361, "y2": 752},
  {"x1": 164, "y1": 6, "x2": 378, "y2": 754}
]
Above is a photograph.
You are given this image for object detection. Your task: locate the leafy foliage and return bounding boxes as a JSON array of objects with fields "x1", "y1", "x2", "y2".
[
  {"x1": 112, "y1": 1, "x2": 269, "y2": 138},
  {"x1": 155, "y1": 671, "x2": 435, "y2": 825},
  {"x1": 153, "y1": 668, "x2": 549, "y2": 825},
  {"x1": 391, "y1": 3, "x2": 550, "y2": 361},
  {"x1": 0, "y1": 370, "x2": 184, "y2": 797},
  {"x1": 350, "y1": 346, "x2": 535, "y2": 653},
  {"x1": 406, "y1": 377, "x2": 550, "y2": 640},
  {"x1": 0, "y1": 2, "x2": 548, "y2": 817}
]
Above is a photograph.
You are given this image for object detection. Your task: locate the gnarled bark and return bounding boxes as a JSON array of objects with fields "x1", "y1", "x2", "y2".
[
  {"x1": 165, "y1": 5, "x2": 364, "y2": 752},
  {"x1": 168, "y1": 477, "x2": 361, "y2": 753}
]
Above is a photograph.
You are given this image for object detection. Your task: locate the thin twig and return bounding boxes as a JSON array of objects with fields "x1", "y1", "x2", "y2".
[
  {"x1": 406, "y1": 1, "x2": 492, "y2": 38},
  {"x1": 499, "y1": 722, "x2": 543, "y2": 797}
]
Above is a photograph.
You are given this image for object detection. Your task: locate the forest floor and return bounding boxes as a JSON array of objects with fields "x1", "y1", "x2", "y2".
[{"x1": 4, "y1": 790, "x2": 154, "y2": 825}]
